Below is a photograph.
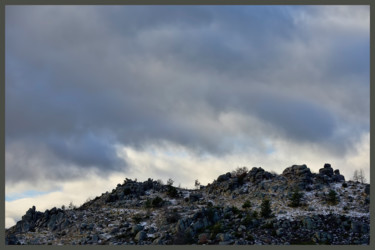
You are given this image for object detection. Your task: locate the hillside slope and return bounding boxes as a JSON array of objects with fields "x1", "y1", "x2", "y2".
[{"x1": 5, "y1": 163, "x2": 370, "y2": 245}]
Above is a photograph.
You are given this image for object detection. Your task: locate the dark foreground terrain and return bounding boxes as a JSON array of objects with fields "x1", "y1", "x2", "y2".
[{"x1": 6, "y1": 163, "x2": 370, "y2": 245}]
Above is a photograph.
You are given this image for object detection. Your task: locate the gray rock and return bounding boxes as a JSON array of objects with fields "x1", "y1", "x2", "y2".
[
  {"x1": 131, "y1": 225, "x2": 144, "y2": 235},
  {"x1": 351, "y1": 221, "x2": 365, "y2": 234},
  {"x1": 217, "y1": 173, "x2": 231, "y2": 182},
  {"x1": 175, "y1": 218, "x2": 188, "y2": 232},
  {"x1": 218, "y1": 233, "x2": 232, "y2": 242},
  {"x1": 198, "y1": 233, "x2": 209, "y2": 244},
  {"x1": 48, "y1": 214, "x2": 57, "y2": 231},
  {"x1": 315, "y1": 231, "x2": 332, "y2": 243},
  {"x1": 189, "y1": 193, "x2": 203, "y2": 202},
  {"x1": 276, "y1": 228, "x2": 285, "y2": 236},
  {"x1": 282, "y1": 165, "x2": 313, "y2": 189},
  {"x1": 319, "y1": 164, "x2": 334, "y2": 177},
  {"x1": 134, "y1": 231, "x2": 147, "y2": 242},
  {"x1": 302, "y1": 217, "x2": 316, "y2": 230},
  {"x1": 92, "y1": 234, "x2": 99, "y2": 243},
  {"x1": 192, "y1": 220, "x2": 205, "y2": 232}
]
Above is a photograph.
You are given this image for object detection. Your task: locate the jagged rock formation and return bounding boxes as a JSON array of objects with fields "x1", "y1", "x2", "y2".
[{"x1": 5, "y1": 164, "x2": 370, "y2": 245}]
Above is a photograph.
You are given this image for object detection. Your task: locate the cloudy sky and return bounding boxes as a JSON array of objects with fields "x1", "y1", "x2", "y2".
[{"x1": 5, "y1": 5, "x2": 369, "y2": 228}]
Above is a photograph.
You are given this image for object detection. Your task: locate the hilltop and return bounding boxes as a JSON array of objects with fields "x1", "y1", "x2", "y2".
[{"x1": 5, "y1": 163, "x2": 370, "y2": 245}]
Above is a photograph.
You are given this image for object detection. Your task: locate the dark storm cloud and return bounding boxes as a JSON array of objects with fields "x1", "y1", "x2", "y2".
[
  {"x1": 5, "y1": 6, "x2": 369, "y2": 183},
  {"x1": 253, "y1": 96, "x2": 336, "y2": 142}
]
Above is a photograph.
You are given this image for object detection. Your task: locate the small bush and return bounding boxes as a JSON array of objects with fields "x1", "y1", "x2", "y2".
[
  {"x1": 232, "y1": 166, "x2": 249, "y2": 176},
  {"x1": 152, "y1": 196, "x2": 164, "y2": 207},
  {"x1": 231, "y1": 206, "x2": 240, "y2": 215},
  {"x1": 145, "y1": 196, "x2": 164, "y2": 208},
  {"x1": 167, "y1": 178, "x2": 174, "y2": 186},
  {"x1": 207, "y1": 207, "x2": 216, "y2": 222},
  {"x1": 243, "y1": 214, "x2": 253, "y2": 226},
  {"x1": 166, "y1": 210, "x2": 180, "y2": 223},
  {"x1": 173, "y1": 231, "x2": 195, "y2": 244},
  {"x1": 260, "y1": 199, "x2": 272, "y2": 218},
  {"x1": 145, "y1": 199, "x2": 152, "y2": 208},
  {"x1": 211, "y1": 222, "x2": 222, "y2": 238},
  {"x1": 327, "y1": 190, "x2": 338, "y2": 205},
  {"x1": 261, "y1": 221, "x2": 274, "y2": 229},
  {"x1": 242, "y1": 200, "x2": 251, "y2": 209},
  {"x1": 238, "y1": 172, "x2": 247, "y2": 185},
  {"x1": 289, "y1": 189, "x2": 304, "y2": 207},
  {"x1": 167, "y1": 185, "x2": 179, "y2": 198},
  {"x1": 132, "y1": 214, "x2": 143, "y2": 224},
  {"x1": 246, "y1": 234, "x2": 254, "y2": 241}
]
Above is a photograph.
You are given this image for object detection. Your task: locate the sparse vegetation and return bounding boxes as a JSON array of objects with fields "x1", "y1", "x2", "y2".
[
  {"x1": 243, "y1": 214, "x2": 253, "y2": 226},
  {"x1": 167, "y1": 185, "x2": 179, "y2": 198},
  {"x1": 195, "y1": 179, "x2": 201, "y2": 189},
  {"x1": 231, "y1": 166, "x2": 249, "y2": 176},
  {"x1": 210, "y1": 222, "x2": 223, "y2": 239},
  {"x1": 352, "y1": 169, "x2": 367, "y2": 184},
  {"x1": 145, "y1": 196, "x2": 164, "y2": 208},
  {"x1": 132, "y1": 213, "x2": 143, "y2": 224},
  {"x1": 68, "y1": 201, "x2": 76, "y2": 210},
  {"x1": 167, "y1": 178, "x2": 174, "y2": 186},
  {"x1": 327, "y1": 190, "x2": 338, "y2": 206},
  {"x1": 242, "y1": 200, "x2": 251, "y2": 209},
  {"x1": 165, "y1": 209, "x2": 180, "y2": 223},
  {"x1": 231, "y1": 206, "x2": 240, "y2": 215},
  {"x1": 260, "y1": 199, "x2": 273, "y2": 218},
  {"x1": 289, "y1": 189, "x2": 304, "y2": 207},
  {"x1": 232, "y1": 166, "x2": 248, "y2": 185}
]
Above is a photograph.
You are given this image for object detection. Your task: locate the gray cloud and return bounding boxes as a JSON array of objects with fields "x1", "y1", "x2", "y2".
[{"x1": 5, "y1": 6, "x2": 369, "y2": 184}]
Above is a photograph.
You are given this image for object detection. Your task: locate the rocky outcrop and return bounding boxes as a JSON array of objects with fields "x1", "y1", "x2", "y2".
[
  {"x1": 282, "y1": 164, "x2": 313, "y2": 190},
  {"x1": 217, "y1": 172, "x2": 231, "y2": 182},
  {"x1": 316, "y1": 164, "x2": 345, "y2": 184},
  {"x1": 15, "y1": 206, "x2": 43, "y2": 233},
  {"x1": 248, "y1": 167, "x2": 273, "y2": 184}
]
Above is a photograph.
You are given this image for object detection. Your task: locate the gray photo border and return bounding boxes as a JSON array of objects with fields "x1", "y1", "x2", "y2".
[{"x1": 0, "y1": 0, "x2": 373, "y2": 250}]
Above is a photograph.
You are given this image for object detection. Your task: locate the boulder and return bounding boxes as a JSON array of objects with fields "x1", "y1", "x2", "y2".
[
  {"x1": 135, "y1": 231, "x2": 147, "y2": 242},
  {"x1": 198, "y1": 233, "x2": 209, "y2": 244},
  {"x1": 248, "y1": 167, "x2": 273, "y2": 184},
  {"x1": 217, "y1": 233, "x2": 232, "y2": 242},
  {"x1": 282, "y1": 165, "x2": 313, "y2": 189},
  {"x1": 217, "y1": 172, "x2": 231, "y2": 182},
  {"x1": 332, "y1": 169, "x2": 345, "y2": 182},
  {"x1": 189, "y1": 193, "x2": 203, "y2": 202},
  {"x1": 319, "y1": 164, "x2": 334, "y2": 177},
  {"x1": 16, "y1": 206, "x2": 43, "y2": 233},
  {"x1": 131, "y1": 225, "x2": 144, "y2": 235}
]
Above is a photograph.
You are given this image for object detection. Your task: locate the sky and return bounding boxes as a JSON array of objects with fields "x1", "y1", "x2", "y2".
[{"x1": 5, "y1": 5, "x2": 370, "y2": 228}]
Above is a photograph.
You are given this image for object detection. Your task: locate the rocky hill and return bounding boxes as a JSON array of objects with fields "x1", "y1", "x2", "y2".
[{"x1": 5, "y1": 163, "x2": 370, "y2": 245}]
